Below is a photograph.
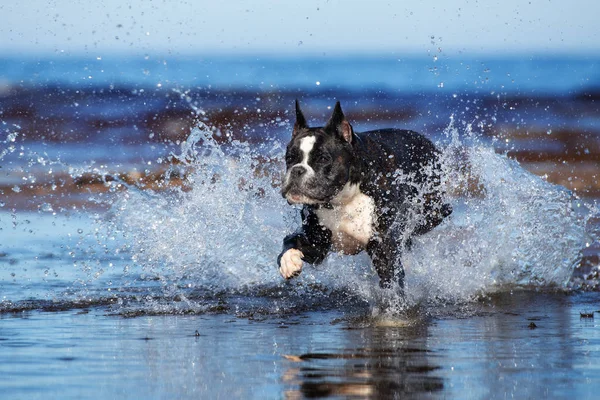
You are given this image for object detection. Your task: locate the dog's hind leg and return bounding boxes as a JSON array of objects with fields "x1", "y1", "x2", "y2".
[{"x1": 367, "y1": 235, "x2": 405, "y2": 290}]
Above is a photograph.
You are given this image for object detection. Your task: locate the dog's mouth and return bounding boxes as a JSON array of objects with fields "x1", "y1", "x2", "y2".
[
  {"x1": 282, "y1": 183, "x2": 326, "y2": 205},
  {"x1": 284, "y1": 190, "x2": 323, "y2": 205},
  {"x1": 286, "y1": 192, "x2": 307, "y2": 204}
]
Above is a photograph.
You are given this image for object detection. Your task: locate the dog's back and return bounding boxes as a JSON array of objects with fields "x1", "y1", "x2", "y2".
[
  {"x1": 355, "y1": 128, "x2": 440, "y2": 177},
  {"x1": 354, "y1": 128, "x2": 451, "y2": 235}
]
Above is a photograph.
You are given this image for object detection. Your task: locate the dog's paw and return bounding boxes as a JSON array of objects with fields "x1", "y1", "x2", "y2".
[{"x1": 279, "y1": 249, "x2": 304, "y2": 279}]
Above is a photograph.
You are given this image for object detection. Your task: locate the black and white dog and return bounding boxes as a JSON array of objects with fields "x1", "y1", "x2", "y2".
[{"x1": 278, "y1": 101, "x2": 451, "y2": 289}]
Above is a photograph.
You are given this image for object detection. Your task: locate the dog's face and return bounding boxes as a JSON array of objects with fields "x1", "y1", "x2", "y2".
[{"x1": 282, "y1": 101, "x2": 355, "y2": 205}]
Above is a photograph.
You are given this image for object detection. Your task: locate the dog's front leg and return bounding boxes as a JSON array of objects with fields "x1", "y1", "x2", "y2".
[
  {"x1": 367, "y1": 234, "x2": 405, "y2": 289},
  {"x1": 278, "y1": 208, "x2": 332, "y2": 280}
]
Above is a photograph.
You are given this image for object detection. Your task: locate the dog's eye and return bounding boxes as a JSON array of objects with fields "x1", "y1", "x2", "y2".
[
  {"x1": 315, "y1": 152, "x2": 331, "y2": 164},
  {"x1": 285, "y1": 151, "x2": 298, "y2": 165}
]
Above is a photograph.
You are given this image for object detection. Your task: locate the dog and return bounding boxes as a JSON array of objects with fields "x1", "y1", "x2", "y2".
[{"x1": 278, "y1": 101, "x2": 451, "y2": 289}]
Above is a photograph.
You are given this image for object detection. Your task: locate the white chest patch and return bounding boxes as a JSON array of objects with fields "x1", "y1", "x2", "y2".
[{"x1": 315, "y1": 184, "x2": 376, "y2": 255}]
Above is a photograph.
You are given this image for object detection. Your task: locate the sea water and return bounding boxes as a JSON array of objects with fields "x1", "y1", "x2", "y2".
[{"x1": 1, "y1": 55, "x2": 600, "y2": 398}]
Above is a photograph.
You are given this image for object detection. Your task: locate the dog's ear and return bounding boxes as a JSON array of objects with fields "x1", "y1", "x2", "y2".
[
  {"x1": 325, "y1": 101, "x2": 353, "y2": 143},
  {"x1": 293, "y1": 99, "x2": 308, "y2": 137}
]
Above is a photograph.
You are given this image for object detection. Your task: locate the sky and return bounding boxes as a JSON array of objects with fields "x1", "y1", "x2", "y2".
[{"x1": 0, "y1": 0, "x2": 599, "y2": 56}]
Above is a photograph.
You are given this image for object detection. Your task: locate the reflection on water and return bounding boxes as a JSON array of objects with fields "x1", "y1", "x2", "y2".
[
  {"x1": 1, "y1": 292, "x2": 599, "y2": 399},
  {"x1": 281, "y1": 292, "x2": 600, "y2": 399},
  {"x1": 282, "y1": 325, "x2": 443, "y2": 399}
]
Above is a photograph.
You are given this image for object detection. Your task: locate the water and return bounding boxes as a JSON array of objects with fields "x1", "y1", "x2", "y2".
[
  {"x1": 2, "y1": 295, "x2": 600, "y2": 399},
  {"x1": 1, "y1": 54, "x2": 600, "y2": 398},
  {"x1": 1, "y1": 54, "x2": 597, "y2": 94}
]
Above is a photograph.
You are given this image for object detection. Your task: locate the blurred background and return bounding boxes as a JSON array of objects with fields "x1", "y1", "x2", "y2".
[{"x1": 0, "y1": 0, "x2": 599, "y2": 210}]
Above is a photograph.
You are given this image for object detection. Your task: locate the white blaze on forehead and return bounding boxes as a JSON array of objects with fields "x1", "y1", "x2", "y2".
[
  {"x1": 293, "y1": 135, "x2": 316, "y2": 176},
  {"x1": 299, "y1": 135, "x2": 317, "y2": 164},
  {"x1": 284, "y1": 135, "x2": 317, "y2": 190}
]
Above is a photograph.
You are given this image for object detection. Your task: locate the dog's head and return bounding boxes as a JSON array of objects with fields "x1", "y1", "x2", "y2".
[{"x1": 282, "y1": 101, "x2": 356, "y2": 205}]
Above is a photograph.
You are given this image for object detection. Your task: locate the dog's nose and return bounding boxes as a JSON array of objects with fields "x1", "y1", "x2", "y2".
[{"x1": 290, "y1": 165, "x2": 307, "y2": 179}]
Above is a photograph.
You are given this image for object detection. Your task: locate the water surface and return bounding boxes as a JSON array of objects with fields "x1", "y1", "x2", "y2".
[
  {"x1": 1, "y1": 54, "x2": 600, "y2": 399},
  {"x1": 2, "y1": 292, "x2": 600, "y2": 399}
]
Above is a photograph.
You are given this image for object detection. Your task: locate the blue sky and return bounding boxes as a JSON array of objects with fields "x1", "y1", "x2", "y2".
[{"x1": 1, "y1": 0, "x2": 598, "y2": 55}]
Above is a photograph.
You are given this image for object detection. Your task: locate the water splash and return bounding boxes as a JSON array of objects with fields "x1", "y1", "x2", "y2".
[
  {"x1": 104, "y1": 118, "x2": 594, "y2": 316},
  {"x1": 107, "y1": 122, "x2": 292, "y2": 294},
  {"x1": 404, "y1": 120, "x2": 590, "y2": 306}
]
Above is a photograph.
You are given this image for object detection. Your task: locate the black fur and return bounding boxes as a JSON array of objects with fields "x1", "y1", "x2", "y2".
[{"x1": 279, "y1": 101, "x2": 451, "y2": 289}]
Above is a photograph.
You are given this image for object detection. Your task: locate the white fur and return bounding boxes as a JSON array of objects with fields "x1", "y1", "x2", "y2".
[
  {"x1": 299, "y1": 136, "x2": 316, "y2": 166},
  {"x1": 315, "y1": 183, "x2": 376, "y2": 254},
  {"x1": 279, "y1": 248, "x2": 304, "y2": 279}
]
